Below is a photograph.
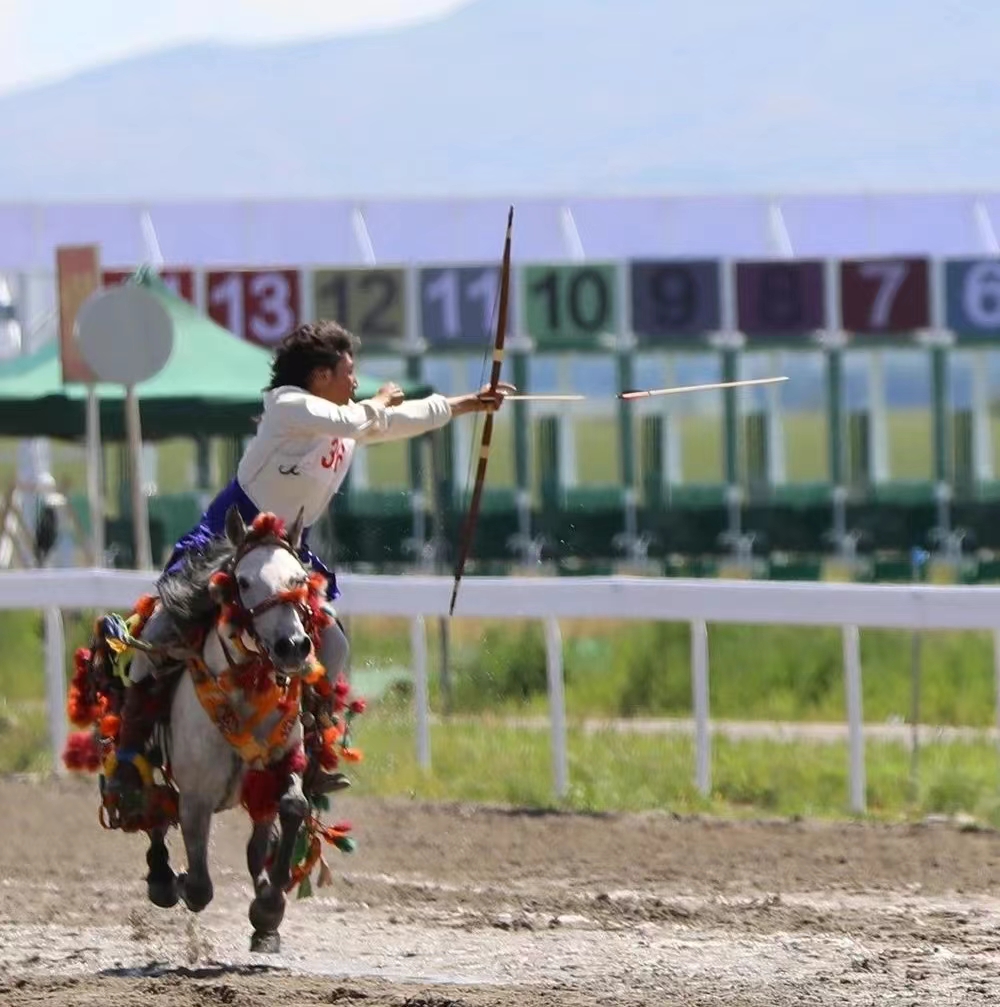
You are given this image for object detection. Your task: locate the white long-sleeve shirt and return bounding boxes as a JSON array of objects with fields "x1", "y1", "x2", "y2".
[{"x1": 236, "y1": 386, "x2": 452, "y2": 526}]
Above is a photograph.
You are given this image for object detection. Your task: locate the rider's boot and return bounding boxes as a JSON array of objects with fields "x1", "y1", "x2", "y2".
[
  {"x1": 303, "y1": 760, "x2": 351, "y2": 797},
  {"x1": 106, "y1": 675, "x2": 159, "y2": 817},
  {"x1": 301, "y1": 699, "x2": 352, "y2": 798}
]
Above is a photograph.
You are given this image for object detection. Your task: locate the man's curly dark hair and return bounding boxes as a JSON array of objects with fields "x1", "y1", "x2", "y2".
[{"x1": 267, "y1": 321, "x2": 360, "y2": 390}]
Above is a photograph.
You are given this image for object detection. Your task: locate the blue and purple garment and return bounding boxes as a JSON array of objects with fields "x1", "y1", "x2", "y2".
[{"x1": 162, "y1": 478, "x2": 339, "y2": 600}]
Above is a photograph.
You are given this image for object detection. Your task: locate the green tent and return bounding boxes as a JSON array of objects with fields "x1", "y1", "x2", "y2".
[{"x1": 0, "y1": 269, "x2": 432, "y2": 441}]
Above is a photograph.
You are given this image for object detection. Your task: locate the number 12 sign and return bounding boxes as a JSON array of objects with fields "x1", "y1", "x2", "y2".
[
  {"x1": 839, "y1": 258, "x2": 930, "y2": 336},
  {"x1": 206, "y1": 269, "x2": 301, "y2": 347}
]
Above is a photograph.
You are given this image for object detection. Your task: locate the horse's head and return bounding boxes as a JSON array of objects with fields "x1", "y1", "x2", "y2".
[{"x1": 212, "y1": 506, "x2": 318, "y2": 675}]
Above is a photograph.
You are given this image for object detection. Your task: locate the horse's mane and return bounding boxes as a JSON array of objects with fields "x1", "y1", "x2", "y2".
[
  {"x1": 156, "y1": 537, "x2": 237, "y2": 635},
  {"x1": 155, "y1": 513, "x2": 298, "y2": 638}
]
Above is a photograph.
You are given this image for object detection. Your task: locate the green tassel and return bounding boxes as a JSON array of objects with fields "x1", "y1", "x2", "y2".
[
  {"x1": 297, "y1": 874, "x2": 313, "y2": 899},
  {"x1": 334, "y1": 836, "x2": 357, "y2": 854},
  {"x1": 312, "y1": 793, "x2": 330, "y2": 811},
  {"x1": 291, "y1": 826, "x2": 308, "y2": 866}
]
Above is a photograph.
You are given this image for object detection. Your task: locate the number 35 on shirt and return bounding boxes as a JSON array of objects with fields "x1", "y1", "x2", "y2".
[{"x1": 207, "y1": 269, "x2": 302, "y2": 346}]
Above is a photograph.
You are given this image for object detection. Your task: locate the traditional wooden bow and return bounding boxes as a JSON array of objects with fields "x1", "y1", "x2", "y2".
[{"x1": 448, "y1": 205, "x2": 514, "y2": 616}]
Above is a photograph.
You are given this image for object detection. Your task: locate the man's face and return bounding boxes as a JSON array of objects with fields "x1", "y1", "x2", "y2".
[{"x1": 311, "y1": 354, "x2": 358, "y2": 405}]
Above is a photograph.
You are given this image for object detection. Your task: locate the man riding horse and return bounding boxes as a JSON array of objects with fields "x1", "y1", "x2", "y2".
[{"x1": 110, "y1": 319, "x2": 514, "y2": 805}]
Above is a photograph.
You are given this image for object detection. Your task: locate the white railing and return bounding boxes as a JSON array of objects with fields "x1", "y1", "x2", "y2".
[{"x1": 5, "y1": 568, "x2": 1000, "y2": 814}]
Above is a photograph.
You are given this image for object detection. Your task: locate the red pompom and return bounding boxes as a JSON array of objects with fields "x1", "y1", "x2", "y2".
[
  {"x1": 349, "y1": 698, "x2": 366, "y2": 715},
  {"x1": 240, "y1": 744, "x2": 307, "y2": 822},
  {"x1": 249, "y1": 512, "x2": 286, "y2": 541},
  {"x1": 62, "y1": 731, "x2": 101, "y2": 772}
]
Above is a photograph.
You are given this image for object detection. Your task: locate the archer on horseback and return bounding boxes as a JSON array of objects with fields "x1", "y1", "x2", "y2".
[{"x1": 110, "y1": 319, "x2": 515, "y2": 805}]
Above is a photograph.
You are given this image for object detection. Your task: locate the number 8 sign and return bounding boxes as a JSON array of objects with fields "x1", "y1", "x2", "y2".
[
  {"x1": 206, "y1": 269, "x2": 301, "y2": 347},
  {"x1": 945, "y1": 259, "x2": 1000, "y2": 342}
]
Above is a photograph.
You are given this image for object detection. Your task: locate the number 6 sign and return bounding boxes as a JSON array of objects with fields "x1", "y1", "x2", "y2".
[
  {"x1": 945, "y1": 258, "x2": 1000, "y2": 342},
  {"x1": 206, "y1": 268, "x2": 301, "y2": 346},
  {"x1": 839, "y1": 257, "x2": 930, "y2": 334}
]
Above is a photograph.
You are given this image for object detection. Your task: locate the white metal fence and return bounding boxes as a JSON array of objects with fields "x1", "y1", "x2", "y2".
[{"x1": 4, "y1": 568, "x2": 1000, "y2": 813}]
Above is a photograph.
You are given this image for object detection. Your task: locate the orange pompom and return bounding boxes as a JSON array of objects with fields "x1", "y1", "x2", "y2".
[{"x1": 99, "y1": 714, "x2": 121, "y2": 740}]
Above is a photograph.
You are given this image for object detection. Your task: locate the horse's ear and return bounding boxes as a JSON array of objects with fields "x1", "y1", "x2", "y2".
[
  {"x1": 287, "y1": 506, "x2": 305, "y2": 550},
  {"x1": 225, "y1": 505, "x2": 246, "y2": 547}
]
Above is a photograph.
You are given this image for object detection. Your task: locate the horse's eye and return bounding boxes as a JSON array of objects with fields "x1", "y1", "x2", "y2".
[{"x1": 237, "y1": 576, "x2": 250, "y2": 591}]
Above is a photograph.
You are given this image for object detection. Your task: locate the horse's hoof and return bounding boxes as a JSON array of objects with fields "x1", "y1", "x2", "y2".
[
  {"x1": 250, "y1": 930, "x2": 281, "y2": 954},
  {"x1": 147, "y1": 878, "x2": 179, "y2": 909},
  {"x1": 177, "y1": 872, "x2": 213, "y2": 913}
]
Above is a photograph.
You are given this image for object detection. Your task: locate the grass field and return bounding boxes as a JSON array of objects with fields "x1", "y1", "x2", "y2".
[
  {"x1": 0, "y1": 407, "x2": 968, "y2": 503},
  {"x1": 1, "y1": 405, "x2": 997, "y2": 822},
  {"x1": 3, "y1": 609, "x2": 1000, "y2": 823}
]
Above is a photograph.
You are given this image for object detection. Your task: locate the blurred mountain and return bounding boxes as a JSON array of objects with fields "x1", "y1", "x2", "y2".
[{"x1": 1, "y1": 0, "x2": 999, "y2": 199}]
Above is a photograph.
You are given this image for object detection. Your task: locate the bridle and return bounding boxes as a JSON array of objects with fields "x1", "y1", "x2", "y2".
[{"x1": 209, "y1": 533, "x2": 328, "y2": 676}]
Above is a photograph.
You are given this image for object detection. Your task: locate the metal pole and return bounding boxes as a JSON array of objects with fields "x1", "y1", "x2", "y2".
[
  {"x1": 691, "y1": 619, "x2": 711, "y2": 796},
  {"x1": 85, "y1": 386, "x2": 104, "y2": 566},
  {"x1": 125, "y1": 386, "x2": 152, "y2": 569},
  {"x1": 842, "y1": 624, "x2": 866, "y2": 813},
  {"x1": 544, "y1": 617, "x2": 568, "y2": 798},
  {"x1": 44, "y1": 606, "x2": 67, "y2": 773},
  {"x1": 411, "y1": 615, "x2": 431, "y2": 770}
]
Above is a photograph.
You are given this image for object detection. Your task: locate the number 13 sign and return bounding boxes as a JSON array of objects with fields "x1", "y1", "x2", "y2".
[
  {"x1": 839, "y1": 257, "x2": 930, "y2": 335},
  {"x1": 206, "y1": 269, "x2": 301, "y2": 347}
]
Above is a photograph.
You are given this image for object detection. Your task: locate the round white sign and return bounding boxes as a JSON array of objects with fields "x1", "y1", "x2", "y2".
[{"x1": 74, "y1": 284, "x2": 174, "y2": 385}]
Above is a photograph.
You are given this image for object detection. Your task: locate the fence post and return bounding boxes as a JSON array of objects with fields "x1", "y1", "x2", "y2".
[
  {"x1": 410, "y1": 615, "x2": 431, "y2": 770},
  {"x1": 44, "y1": 607, "x2": 67, "y2": 774},
  {"x1": 690, "y1": 619, "x2": 711, "y2": 796},
  {"x1": 842, "y1": 624, "x2": 866, "y2": 813},
  {"x1": 544, "y1": 617, "x2": 569, "y2": 798},
  {"x1": 993, "y1": 630, "x2": 1000, "y2": 748}
]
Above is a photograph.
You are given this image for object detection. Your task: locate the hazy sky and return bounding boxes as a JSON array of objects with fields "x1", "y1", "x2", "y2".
[{"x1": 0, "y1": 0, "x2": 468, "y2": 95}]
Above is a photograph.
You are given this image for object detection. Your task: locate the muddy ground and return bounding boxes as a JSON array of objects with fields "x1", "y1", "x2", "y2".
[{"x1": 3, "y1": 774, "x2": 1000, "y2": 1005}]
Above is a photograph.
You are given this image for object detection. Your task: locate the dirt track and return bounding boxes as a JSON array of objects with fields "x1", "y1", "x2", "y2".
[{"x1": 4, "y1": 775, "x2": 1000, "y2": 1005}]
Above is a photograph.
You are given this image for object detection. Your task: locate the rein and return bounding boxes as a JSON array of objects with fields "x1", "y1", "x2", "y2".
[{"x1": 210, "y1": 533, "x2": 328, "y2": 670}]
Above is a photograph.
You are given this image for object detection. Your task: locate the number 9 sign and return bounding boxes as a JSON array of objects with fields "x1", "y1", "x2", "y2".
[
  {"x1": 206, "y1": 269, "x2": 301, "y2": 346},
  {"x1": 945, "y1": 259, "x2": 1000, "y2": 342}
]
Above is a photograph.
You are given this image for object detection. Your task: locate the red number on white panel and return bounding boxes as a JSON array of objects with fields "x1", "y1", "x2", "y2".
[
  {"x1": 102, "y1": 268, "x2": 195, "y2": 302},
  {"x1": 206, "y1": 269, "x2": 299, "y2": 344},
  {"x1": 247, "y1": 270, "x2": 299, "y2": 345}
]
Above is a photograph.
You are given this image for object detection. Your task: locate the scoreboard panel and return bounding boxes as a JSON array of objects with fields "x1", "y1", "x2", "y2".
[
  {"x1": 419, "y1": 264, "x2": 508, "y2": 348},
  {"x1": 839, "y1": 257, "x2": 930, "y2": 335},
  {"x1": 629, "y1": 259, "x2": 721, "y2": 347},
  {"x1": 102, "y1": 268, "x2": 196, "y2": 303},
  {"x1": 206, "y1": 268, "x2": 301, "y2": 347},
  {"x1": 735, "y1": 260, "x2": 825, "y2": 344},
  {"x1": 523, "y1": 264, "x2": 617, "y2": 349},
  {"x1": 313, "y1": 267, "x2": 407, "y2": 350},
  {"x1": 944, "y1": 258, "x2": 1000, "y2": 342}
]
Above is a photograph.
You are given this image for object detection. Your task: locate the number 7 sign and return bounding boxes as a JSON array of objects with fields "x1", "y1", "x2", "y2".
[{"x1": 839, "y1": 257, "x2": 930, "y2": 334}]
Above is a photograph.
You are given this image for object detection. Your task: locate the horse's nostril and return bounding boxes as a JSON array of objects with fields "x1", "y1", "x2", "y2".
[{"x1": 274, "y1": 634, "x2": 310, "y2": 664}]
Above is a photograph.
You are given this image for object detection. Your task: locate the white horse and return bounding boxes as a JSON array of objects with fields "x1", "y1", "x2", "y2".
[{"x1": 79, "y1": 505, "x2": 341, "y2": 953}]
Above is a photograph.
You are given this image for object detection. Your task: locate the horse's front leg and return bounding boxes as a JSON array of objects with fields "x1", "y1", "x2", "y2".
[
  {"x1": 176, "y1": 796, "x2": 215, "y2": 913},
  {"x1": 248, "y1": 771, "x2": 307, "y2": 953},
  {"x1": 146, "y1": 825, "x2": 179, "y2": 908}
]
